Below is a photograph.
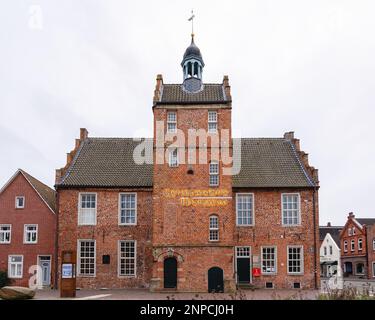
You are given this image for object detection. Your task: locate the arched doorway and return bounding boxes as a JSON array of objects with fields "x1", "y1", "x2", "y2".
[
  {"x1": 164, "y1": 257, "x2": 177, "y2": 289},
  {"x1": 208, "y1": 267, "x2": 224, "y2": 293}
]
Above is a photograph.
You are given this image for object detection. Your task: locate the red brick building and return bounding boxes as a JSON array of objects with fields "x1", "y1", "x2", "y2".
[
  {"x1": 56, "y1": 35, "x2": 320, "y2": 292},
  {"x1": 0, "y1": 169, "x2": 56, "y2": 288},
  {"x1": 340, "y1": 212, "x2": 375, "y2": 279}
]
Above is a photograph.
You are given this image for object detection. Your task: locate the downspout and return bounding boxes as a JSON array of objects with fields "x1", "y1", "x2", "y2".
[
  {"x1": 312, "y1": 187, "x2": 318, "y2": 289},
  {"x1": 54, "y1": 190, "x2": 59, "y2": 289},
  {"x1": 365, "y1": 225, "x2": 370, "y2": 279}
]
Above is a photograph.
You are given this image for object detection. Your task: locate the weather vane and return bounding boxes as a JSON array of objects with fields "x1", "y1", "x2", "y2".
[{"x1": 188, "y1": 10, "x2": 195, "y2": 37}]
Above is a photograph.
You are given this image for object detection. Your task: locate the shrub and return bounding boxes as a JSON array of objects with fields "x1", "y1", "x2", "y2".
[{"x1": 0, "y1": 271, "x2": 11, "y2": 288}]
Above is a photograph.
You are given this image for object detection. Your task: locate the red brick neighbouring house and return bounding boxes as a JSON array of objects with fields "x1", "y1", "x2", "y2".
[
  {"x1": 56, "y1": 35, "x2": 320, "y2": 292},
  {"x1": 0, "y1": 169, "x2": 56, "y2": 288},
  {"x1": 340, "y1": 212, "x2": 375, "y2": 279}
]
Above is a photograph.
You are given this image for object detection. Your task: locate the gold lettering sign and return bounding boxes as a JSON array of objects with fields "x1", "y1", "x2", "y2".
[{"x1": 162, "y1": 189, "x2": 230, "y2": 207}]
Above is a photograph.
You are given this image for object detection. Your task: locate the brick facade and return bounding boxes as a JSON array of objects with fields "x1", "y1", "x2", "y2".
[
  {"x1": 0, "y1": 171, "x2": 56, "y2": 288},
  {"x1": 340, "y1": 213, "x2": 375, "y2": 279}
]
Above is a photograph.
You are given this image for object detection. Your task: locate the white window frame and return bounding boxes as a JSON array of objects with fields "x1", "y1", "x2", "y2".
[
  {"x1": 352, "y1": 227, "x2": 356, "y2": 235},
  {"x1": 281, "y1": 193, "x2": 301, "y2": 226},
  {"x1": 77, "y1": 240, "x2": 96, "y2": 277},
  {"x1": 348, "y1": 228, "x2": 352, "y2": 236},
  {"x1": 23, "y1": 224, "x2": 38, "y2": 244},
  {"x1": 355, "y1": 263, "x2": 365, "y2": 275},
  {"x1": 118, "y1": 240, "x2": 137, "y2": 277},
  {"x1": 78, "y1": 193, "x2": 97, "y2": 226},
  {"x1": 118, "y1": 193, "x2": 137, "y2": 226},
  {"x1": 373, "y1": 262, "x2": 375, "y2": 278},
  {"x1": 209, "y1": 161, "x2": 219, "y2": 186},
  {"x1": 208, "y1": 111, "x2": 218, "y2": 133},
  {"x1": 0, "y1": 224, "x2": 11, "y2": 244},
  {"x1": 167, "y1": 112, "x2": 177, "y2": 133},
  {"x1": 358, "y1": 238, "x2": 363, "y2": 251},
  {"x1": 261, "y1": 246, "x2": 277, "y2": 275},
  {"x1": 351, "y1": 239, "x2": 355, "y2": 252},
  {"x1": 168, "y1": 148, "x2": 179, "y2": 167},
  {"x1": 209, "y1": 215, "x2": 219, "y2": 242},
  {"x1": 236, "y1": 193, "x2": 255, "y2": 226},
  {"x1": 344, "y1": 240, "x2": 348, "y2": 252},
  {"x1": 8, "y1": 255, "x2": 23, "y2": 279},
  {"x1": 15, "y1": 196, "x2": 25, "y2": 209},
  {"x1": 287, "y1": 245, "x2": 304, "y2": 275}
]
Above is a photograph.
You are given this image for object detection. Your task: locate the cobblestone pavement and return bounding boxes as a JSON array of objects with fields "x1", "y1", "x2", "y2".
[{"x1": 32, "y1": 288, "x2": 320, "y2": 300}]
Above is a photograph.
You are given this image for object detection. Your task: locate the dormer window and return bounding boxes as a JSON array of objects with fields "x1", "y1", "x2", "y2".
[{"x1": 15, "y1": 196, "x2": 25, "y2": 209}]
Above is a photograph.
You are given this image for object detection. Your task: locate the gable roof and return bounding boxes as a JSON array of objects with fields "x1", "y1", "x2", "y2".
[
  {"x1": 0, "y1": 169, "x2": 56, "y2": 213},
  {"x1": 58, "y1": 138, "x2": 153, "y2": 188},
  {"x1": 356, "y1": 218, "x2": 375, "y2": 226},
  {"x1": 232, "y1": 138, "x2": 315, "y2": 188},
  {"x1": 319, "y1": 226, "x2": 342, "y2": 247},
  {"x1": 57, "y1": 136, "x2": 315, "y2": 189},
  {"x1": 157, "y1": 84, "x2": 230, "y2": 105}
]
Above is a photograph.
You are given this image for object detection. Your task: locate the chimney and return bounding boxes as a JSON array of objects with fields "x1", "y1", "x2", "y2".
[
  {"x1": 80, "y1": 128, "x2": 88, "y2": 141},
  {"x1": 223, "y1": 75, "x2": 231, "y2": 101},
  {"x1": 348, "y1": 212, "x2": 355, "y2": 219},
  {"x1": 153, "y1": 74, "x2": 163, "y2": 103},
  {"x1": 284, "y1": 131, "x2": 295, "y2": 141},
  {"x1": 327, "y1": 222, "x2": 331, "y2": 227}
]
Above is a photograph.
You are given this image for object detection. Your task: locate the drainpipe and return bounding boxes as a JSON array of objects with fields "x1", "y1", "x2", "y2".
[
  {"x1": 312, "y1": 187, "x2": 318, "y2": 289},
  {"x1": 54, "y1": 190, "x2": 59, "y2": 289}
]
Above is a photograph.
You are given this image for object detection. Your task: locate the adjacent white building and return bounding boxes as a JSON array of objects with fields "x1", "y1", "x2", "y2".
[{"x1": 319, "y1": 224, "x2": 342, "y2": 278}]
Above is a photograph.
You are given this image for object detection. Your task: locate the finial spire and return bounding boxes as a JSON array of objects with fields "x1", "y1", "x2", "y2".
[{"x1": 188, "y1": 10, "x2": 195, "y2": 39}]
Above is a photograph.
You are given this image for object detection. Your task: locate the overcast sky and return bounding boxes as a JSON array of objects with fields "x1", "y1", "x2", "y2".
[{"x1": 1, "y1": 1, "x2": 374, "y2": 225}]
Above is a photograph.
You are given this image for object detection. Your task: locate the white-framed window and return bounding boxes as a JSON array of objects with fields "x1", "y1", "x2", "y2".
[
  {"x1": 208, "y1": 111, "x2": 218, "y2": 133},
  {"x1": 348, "y1": 228, "x2": 352, "y2": 236},
  {"x1": 329, "y1": 245, "x2": 333, "y2": 255},
  {"x1": 352, "y1": 227, "x2": 356, "y2": 235},
  {"x1": 324, "y1": 246, "x2": 327, "y2": 256},
  {"x1": 167, "y1": 112, "x2": 177, "y2": 133},
  {"x1": 78, "y1": 240, "x2": 96, "y2": 277},
  {"x1": 168, "y1": 148, "x2": 179, "y2": 167},
  {"x1": 118, "y1": 240, "x2": 136, "y2": 277},
  {"x1": 236, "y1": 246, "x2": 250, "y2": 257},
  {"x1": 78, "y1": 193, "x2": 97, "y2": 225},
  {"x1": 0, "y1": 225, "x2": 11, "y2": 244},
  {"x1": 358, "y1": 238, "x2": 363, "y2": 251},
  {"x1": 287, "y1": 246, "x2": 304, "y2": 274},
  {"x1": 15, "y1": 196, "x2": 25, "y2": 209},
  {"x1": 236, "y1": 193, "x2": 254, "y2": 226},
  {"x1": 282, "y1": 193, "x2": 300, "y2": 226},
  {"x1": 344, "y1": 240, "x2": 348, "y2": 252},
  {"x1": 119, "y1": 193, "x2": 137, "y2": 225},
  {"x1": 8, "y1": 255, "x2": 23, "y2": 278},
  {"x1": 372, "y1": 262, "x2": 375, "y2": 278},
  {"x1": 209, "y1": 215, "x2": 219, "y2": 241},
  {"x1": 351, "y1": 239, "x2": 355, "y2": 252},
  {"x1": 261, "y1": 246, "x2": 277, "y2": 274},
  {"x1": 24, "y1": 224, "x2": 38, "y2": 244},
  {"x1": 209, "y1": 162, "x2": 219, "y2": 186},
  {"x1": 355, "y1": 263, "x2": 365, "y2": 275}
]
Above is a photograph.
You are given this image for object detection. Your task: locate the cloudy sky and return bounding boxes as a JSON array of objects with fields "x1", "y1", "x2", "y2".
[{"x1": 1, "y1": 0, "x2": 374, "y2": 225}]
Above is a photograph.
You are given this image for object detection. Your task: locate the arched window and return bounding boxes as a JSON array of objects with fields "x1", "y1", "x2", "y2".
[
  {"x1": 209, "y1": 215, "x2": 219, "y2": 241},
  {"x1": 194, "y1": 62, "x2": 199, "y2": 77},
  {"x1": 187, "y1": 62, "x2": 192, "y2": 77}
]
